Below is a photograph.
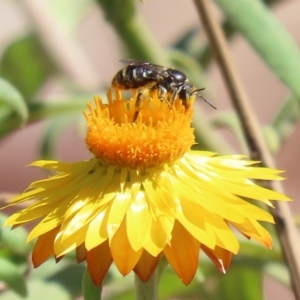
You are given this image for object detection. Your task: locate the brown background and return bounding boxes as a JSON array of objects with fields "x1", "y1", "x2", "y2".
[{"x1": 0, "y1": 1, "x2": 299, "y2": 299}]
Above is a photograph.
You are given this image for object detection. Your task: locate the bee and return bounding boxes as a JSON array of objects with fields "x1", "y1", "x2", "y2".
[{"x1": 111, "y1": 60, "x2": 216, "y2": 121}]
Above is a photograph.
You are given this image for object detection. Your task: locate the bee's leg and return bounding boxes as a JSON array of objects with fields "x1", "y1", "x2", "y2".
[
  {"x1": 156, "y1": 85, "x2": 170, "y2": 108},
  {"x1": 171, "y1": 89, "x2": 179, "y2": 106},
  {"x1": 149, "y1": 83, "x2": 168, "y2": 106},
  {"x1": 132, "y1": 90, "x2": 143, "y2": 122}
]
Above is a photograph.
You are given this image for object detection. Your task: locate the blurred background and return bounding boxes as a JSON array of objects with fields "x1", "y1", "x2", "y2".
[{"x1": 0, "y1": 0, "x2": 299, "y2": 299}]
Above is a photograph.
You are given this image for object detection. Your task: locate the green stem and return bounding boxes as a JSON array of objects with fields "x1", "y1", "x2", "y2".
[
  {"x1": 96, "y1": 0, "x2": 168, "y2": 64},
  {"x1": 135, "y1": 269, "x2": 158, "y2": 300},
  {"x1": 82, "y1": 268, "x2": 102, "y2": 300}
]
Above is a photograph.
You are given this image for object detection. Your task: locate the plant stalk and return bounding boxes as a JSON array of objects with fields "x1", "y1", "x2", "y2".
[
  {"x1": 135, "y1": 270, "x2": 158, "y2": 300},
  {"x1": 193, "y1": 0, "x2": 300, "y2": 299}
]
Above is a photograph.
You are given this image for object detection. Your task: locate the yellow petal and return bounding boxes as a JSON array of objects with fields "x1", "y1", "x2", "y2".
[
  {"x1": 54, "y1": 225, "x2": 88, "y2": 257},
  {"x1": 202, "y1": 245, "x2": 232, "y2": 273},
  {"x1": 76, "y1": 243, "x2": 87, "y2": 263},
  {"x1": 126, "y1": 191, "x2": 151, "y2": 252},
  {"x1": 110, "y1": 218, "x2": 143, "y2": 275},
  {"x1": 232, "y1": 219, "x2": 272, "y2": 248},
  {"x1": 85, "y1": 208, "x2": 109, "y2": 250},
  {"x1": 106, "y1": 191, "x2": 131, "y2": 240},
  {"x1": 144, "y1": 216, "x2": 174, "y2": 257},
  {"x1": 134, "y1": 251, "x2": 161, "y2": 282},
  {"x1": 27, "y1": 200, "x2": 70, "y2": 241},
  {"x1": 163, "y1": 221, "x2": 200, "y2": 285},
  {"x1": 86, "y1": 241, "x2": 113, "y2": 286},
  {"x1": 32, "y1": 227, "x2": 59, "y2": 267}
]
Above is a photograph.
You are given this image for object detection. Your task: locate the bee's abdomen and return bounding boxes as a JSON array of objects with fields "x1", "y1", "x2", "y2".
[{"x1": 112, "y1": 66, "x2": 156, "y2": 90}]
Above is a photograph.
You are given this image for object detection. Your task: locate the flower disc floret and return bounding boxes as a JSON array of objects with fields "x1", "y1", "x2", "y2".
[{"x1": 84, "y1": 90, "x2": 195, "y2": 168}]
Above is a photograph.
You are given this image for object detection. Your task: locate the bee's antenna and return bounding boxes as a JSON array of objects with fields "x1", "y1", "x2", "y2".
[{"x1": 191, "y1": 88, "x2": 217, "y2": 110}]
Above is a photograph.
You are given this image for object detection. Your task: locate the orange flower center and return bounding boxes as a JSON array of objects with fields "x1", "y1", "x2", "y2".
[{"x1": 84, "y1": 90, "x2": 195, "y2": 168}]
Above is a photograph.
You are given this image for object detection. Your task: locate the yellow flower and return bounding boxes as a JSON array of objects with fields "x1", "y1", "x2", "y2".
[{"x1": 3, "y1": 89, "x2": 290, "y2": 286}]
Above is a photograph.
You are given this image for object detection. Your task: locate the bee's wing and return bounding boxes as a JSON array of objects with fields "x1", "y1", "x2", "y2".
[{"x1": 119, "y1": 59, "x2": 151, "y2": 66}]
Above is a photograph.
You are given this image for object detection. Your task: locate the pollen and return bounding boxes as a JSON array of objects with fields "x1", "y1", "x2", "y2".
[{"x1": 84, "y1": 90, "x2": 195, "y2": 168}]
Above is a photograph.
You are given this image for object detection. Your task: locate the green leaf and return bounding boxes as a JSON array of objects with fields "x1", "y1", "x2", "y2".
[
  {"x1": 0, "y1": 78, "x2": 28, "y2": 124},
  {"x1": 215, "y1": 0, "x2": 300, "y2": 99},
  {"x1": 173, "y1": 1, "x2": 281, "y2": 69},
  {"x1": 0, "y1": 35, "x2": 56, "y2": 100},
  {"x1": 216, "y1": 266, "x2": 263, "y2": 300},
  {"x1": 0, "y1": 257, "x2": 27, "y2": 297},
  {"x1": 9, "y1": 259, "x2": 85, "y2": 300},
  {"x1": 237, "y1": 240, "x2": 282, "y2": 263},
  {"x1": 264, "y1": 262, "x2": 290, "y2": 287},
  {"x1": 0, "y1": 280, "x2": 71, "y2": 300},
  {"x1": 192, "y1": 108, "x2": 233, "y2": 154},
  {"x1": 49, "y1": 0, "x2": 93, "y2": 33},
  {"x1": 158, "y1": 268, "x2": 205, "y2": 299},
  {"x1": 210, "y1": 110, "x2": 248, "y2": 153},
  {"x1": 0, "y1": 97, "x2": 86, "y2": 138},
  {"x1": 0, "y1": 213, "x2": 31, "y2": 256},
  {"x1": 40, "y1": 115, "x2": 76, "y2": 159},
  {"x1": 268, "y1": 94, "x2": 300, "y2": 153},
  {"x1": 47, "y1": 264, "x2": 85, "y2": 298},
  {"x1": 210, "y1": 98, "x2": 299, "y2": 155}
]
